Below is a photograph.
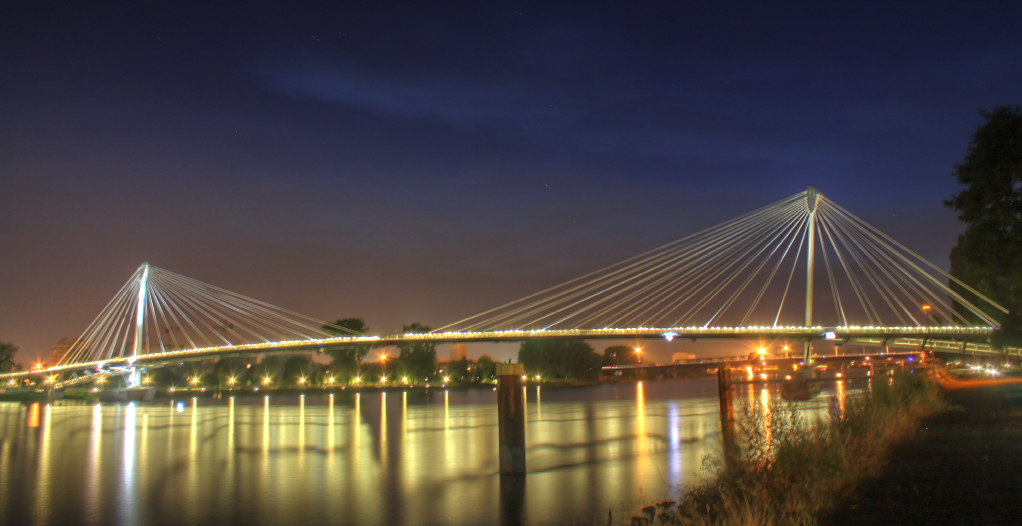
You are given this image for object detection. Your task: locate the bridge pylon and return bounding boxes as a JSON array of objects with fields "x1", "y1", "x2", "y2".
[
  {"x1": 804, "y1": 187, "x2": 819, "y2": 367},
  {"x1": 128, "y1": 262, "x2": 149, "y2": 387}
]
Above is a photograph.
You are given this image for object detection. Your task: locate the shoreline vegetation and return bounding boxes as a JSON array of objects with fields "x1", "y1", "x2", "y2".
[{"x1": 627, "y1": 371, "x2": 946, "y2": 526}]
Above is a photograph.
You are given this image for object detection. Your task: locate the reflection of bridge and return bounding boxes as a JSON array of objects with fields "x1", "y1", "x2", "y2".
[{"x1": 3, "y1": 187, "x2": 1015, "y2": 387}]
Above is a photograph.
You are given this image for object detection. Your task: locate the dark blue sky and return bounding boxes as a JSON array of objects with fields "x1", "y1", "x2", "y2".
[{"x1": 2, "y1": 1, "x2": 1020, "y2": 363}]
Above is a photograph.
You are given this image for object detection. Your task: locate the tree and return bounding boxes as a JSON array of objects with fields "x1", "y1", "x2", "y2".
[
  {"x1": 323, "y1": 317, "x2": 378, "y2": 382},
  {"x1": 518, "y1": 339, "x2": 602, "y2": 381},
  {"x1": 213, "y1": 357, "x2": 250, "y2": 387},
  {"x1": 282, "y1": 355, "x2": 312, "y2": 386},
  {"x1": 447, "y1": 357, "x2": 470, "y2": 382},
  {"x1": 396, "y1": 322, "x2": 437, "y2": 384},
  {"x1": 602, "y1": 345, "x2": 641, "y2": 366},
  {"x1": 150, "y1": 366, "x2": 180, "y2": 389},
  {"x1": 945, "y1": 105, "x2": 1022, "y2": 347},
  {"x1": 0, "y1": 341, "x2": 20, "y2": 373},
  {"x1": 475, "y1": 354, "x2": 497, "y2": 382},
  {"x1": 257, "y1": 355, "x2": 284, "y2": 386}
]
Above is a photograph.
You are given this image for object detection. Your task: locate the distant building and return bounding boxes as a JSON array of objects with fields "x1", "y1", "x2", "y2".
[
  {"x1": 672, "y1": 352, "x2": 696, "y2": 363},
  {"x1": 450, "y1": 342, "x2": 468, "y2": 362},
  {"x1": 49, "y1": 337, "x2": 79, "y2": 366}
]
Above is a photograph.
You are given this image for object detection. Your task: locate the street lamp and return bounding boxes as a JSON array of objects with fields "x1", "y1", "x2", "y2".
[{"x1": 635, "y1": 347, "x2": 642, "y2": 364}]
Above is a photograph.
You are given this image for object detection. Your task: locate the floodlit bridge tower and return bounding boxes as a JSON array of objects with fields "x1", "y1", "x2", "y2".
[
  {"x1": 128, "y1": 262, "x2": 149, "y2": 387},
  {"x1": 804, "y1": 187, "x2": 819, "y2": 367}
]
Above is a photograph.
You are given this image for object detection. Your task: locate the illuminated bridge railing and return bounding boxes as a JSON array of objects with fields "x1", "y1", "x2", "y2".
[{"x1": 2, "y1": 325, "x2": 1011, "y2": 382}]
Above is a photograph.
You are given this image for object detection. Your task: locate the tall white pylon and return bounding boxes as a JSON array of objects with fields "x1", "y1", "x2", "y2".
[
  {"x1": 804, "y1": 187, "x2": 819, "y2": 365},
  {"x1": 128, "y1": 262, "x2": 149, "y2": 387}
]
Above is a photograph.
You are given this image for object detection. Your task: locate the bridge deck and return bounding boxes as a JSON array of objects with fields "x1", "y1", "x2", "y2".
[{"x1": 1, "y1": 326, "x2": 1013, "y2": 382}]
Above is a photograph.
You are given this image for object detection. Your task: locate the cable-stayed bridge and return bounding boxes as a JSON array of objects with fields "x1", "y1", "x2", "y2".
[{"x1": 2, "y1": 188, "x2": 1015, "y2": 387}]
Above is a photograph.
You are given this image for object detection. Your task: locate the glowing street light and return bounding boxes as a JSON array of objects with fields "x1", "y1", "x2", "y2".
[
  {"x1": 262, "y1": 377, "x2": 272, "y2": 385},
  {"x1": 298, "y1": 377, "x2": 306, "y2": 385},
  {"x1": 354, "y1": 376, "x2": 361, "y2": 383}
]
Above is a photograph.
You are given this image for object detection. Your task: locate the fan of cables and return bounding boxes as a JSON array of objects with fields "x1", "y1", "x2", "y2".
[
  {"x1": 437, "y1": 189, "x2": 1005, "y2": 333},
  {"x1": 59, "y1": 264, "x2": 355, "y2": 365}
]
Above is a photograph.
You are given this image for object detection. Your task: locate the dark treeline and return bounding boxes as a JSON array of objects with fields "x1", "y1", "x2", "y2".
[{"x1": 946, "y1": 105, "x2": 1022, "y2": 348}]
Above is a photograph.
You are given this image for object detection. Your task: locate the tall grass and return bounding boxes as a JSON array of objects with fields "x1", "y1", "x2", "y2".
[{"x1": 640, "y1": 372, "x2": 945, "y2": 526}]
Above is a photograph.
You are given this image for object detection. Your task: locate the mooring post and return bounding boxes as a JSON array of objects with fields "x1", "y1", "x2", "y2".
[
  {"x1": 717, "y1": 365, "x2": 736, "y2": 470},
  {"x1": 497, "y1": 362, "x2": 526, "y2": 475}
]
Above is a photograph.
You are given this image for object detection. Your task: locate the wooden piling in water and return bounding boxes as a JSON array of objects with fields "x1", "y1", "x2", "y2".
[{"x1": 497, "y1": 362, "x2": 527, "y2": 475}]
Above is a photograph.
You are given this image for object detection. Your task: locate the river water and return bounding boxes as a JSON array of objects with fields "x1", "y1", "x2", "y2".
[{"x1": 0, "y1": 378, "x2": 854, "y2": 526}]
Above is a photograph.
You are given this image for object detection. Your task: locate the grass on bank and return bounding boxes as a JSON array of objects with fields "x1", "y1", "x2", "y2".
[{"x1": 637, "y1": 372, "x2": 946, "y2": 526}]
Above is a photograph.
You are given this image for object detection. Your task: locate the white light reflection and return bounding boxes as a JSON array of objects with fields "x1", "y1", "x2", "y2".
[
  {"x1": 636, "y1": 382, "x2": 648, "y2": 482},
  {"x1": 380, "y1": 392, "x2": 388, "y2": 468},
  {"x1": 227, "y1": 396, "x2": 235, "y2": 500},
  {"x1": 327, "y1": 394, "x2": 335, "y2": 454},
  {"x1": 667, "y1": 401, "x2": 682, "y2": 488},
  {"x1": 536, "y1": 385, "x2": 542, "y2": 421},
  {"x1": 299, "y1": 394, "x2": 306, "y2": 461},
  {"x1": 34, "y1": 404, "x2": 53, "y2": 524},
  {"x1": 120, "y1": 402, "x2": 137, "y2": 525},
  {"x1": 85, "y1": 404, "x2": 102, "y2": 524}
]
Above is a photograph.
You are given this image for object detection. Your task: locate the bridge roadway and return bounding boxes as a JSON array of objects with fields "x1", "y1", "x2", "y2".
[{"x1": 1, "y1": 325, "x2": 1015, "y2": 386}]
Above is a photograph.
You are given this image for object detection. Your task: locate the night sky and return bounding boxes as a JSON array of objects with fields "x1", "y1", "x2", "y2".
[{"x1": 2, "y1": 1, "x2": 1020, "y2": 365}]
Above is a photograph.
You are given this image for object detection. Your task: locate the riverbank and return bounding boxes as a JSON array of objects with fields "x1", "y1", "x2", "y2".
[
  {"x1": 633, "y1": 371, "x2": 946, "y2": 525},
  {"x1": 823, "y1": 375, "x2": 1022, "y2": 525}
]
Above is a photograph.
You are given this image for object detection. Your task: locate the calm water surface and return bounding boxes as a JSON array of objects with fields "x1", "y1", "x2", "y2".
[{"x1": 0, "y1": 379, "x2": 857, "y2": 526}]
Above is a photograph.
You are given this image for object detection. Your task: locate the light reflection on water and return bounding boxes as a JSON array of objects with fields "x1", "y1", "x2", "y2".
[{"x1": 0, "y1": 378, "x2": 857, "y2": 526}]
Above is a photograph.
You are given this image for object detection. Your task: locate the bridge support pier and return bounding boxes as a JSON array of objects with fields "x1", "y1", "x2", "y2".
[{"x1": 496, "y1": 362, "x2": 526, "y2": 475}]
